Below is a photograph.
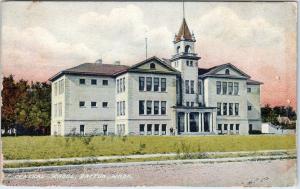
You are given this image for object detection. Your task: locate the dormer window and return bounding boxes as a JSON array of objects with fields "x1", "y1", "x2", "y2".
[
  {"x1": 225, "y1": 69, "x2": 230, "y2": 75},
  {"x1": 150, "y1": 63, "x2": 156, "y2": 69}
]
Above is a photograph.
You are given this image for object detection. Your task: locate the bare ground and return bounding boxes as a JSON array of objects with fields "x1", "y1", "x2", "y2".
[{"x1": 3, "y1": 159, "x2": 296, "y2": 187}]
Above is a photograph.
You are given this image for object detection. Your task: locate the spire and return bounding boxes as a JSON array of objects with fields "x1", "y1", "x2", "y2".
[
  {"x1": 175, "y1": 18, "x2": 193, "y2": 43},
  {"x1": 174, "y1": 0, "x2": 194, "y2": 43}
]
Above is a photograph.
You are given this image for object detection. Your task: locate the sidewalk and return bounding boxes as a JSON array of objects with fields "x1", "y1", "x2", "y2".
[
  {"x1": 3, "y1": 153, "x2": 296, "y2": 173},
  {"x1": 4, "y1": 149, "x2": 295, "y2": 165}
]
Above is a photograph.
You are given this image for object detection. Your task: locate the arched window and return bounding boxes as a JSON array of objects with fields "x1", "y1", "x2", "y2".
[
  {"x1": 150, "y1": 63, "x2": 156, "y2": 69},
  {"x1": 185, "y1": 45, "x2": 191, "y2": 53},
  {"x1": 176, "y1": 46, "x2": 180, "y2": 54},
  {"x1": 225, "y1": 69, "x2": 230, "y2": 75}
]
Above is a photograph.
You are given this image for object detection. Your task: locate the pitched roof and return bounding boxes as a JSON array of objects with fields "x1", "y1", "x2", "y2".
[
  {"x1": 127, "y1": 56, "x2": 180, "y2": 74},
  {"x1": 247, "y1": 79, "x2": 263, "y2": 85},
  {"x1": 175, "y1": 18, "x2": 194, "y2": 42},
  {"x1": 49, "y1": 63, "x2": 129, "y2": 81},
  {"x1": 198, "y1": 63, "x2": 250, "y2": 79}
]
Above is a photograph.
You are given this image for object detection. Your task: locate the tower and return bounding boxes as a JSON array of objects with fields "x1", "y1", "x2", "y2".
[{"x1": 170, "y1": 9, "x2": 201, "y2": 107}]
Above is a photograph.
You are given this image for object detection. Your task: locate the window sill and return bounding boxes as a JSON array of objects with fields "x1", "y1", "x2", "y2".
[
  {"x1": 139, "y1": 90, "x2": 167, "y2": 93},
  {"x1": 139, "y1": 114, "x2": 167, "y2": 116}
]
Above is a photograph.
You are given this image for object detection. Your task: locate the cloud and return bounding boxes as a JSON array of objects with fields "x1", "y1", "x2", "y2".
[
  {"x1": 195, "y1": 6, "x2": 284, "y2": 48},
  {"x1": 2, "y1": 26, "x2": 98, "y2": 81},
  {"x1": 77, "y1": 5, "x2": 173, "y2": 64}
]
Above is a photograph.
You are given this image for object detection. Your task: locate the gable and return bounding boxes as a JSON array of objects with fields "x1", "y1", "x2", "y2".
[
  {"x1": 128, "y1": 56, "x2": 180, "y2": 75},
  {"x1": 199, "y1": 63, "x2": 250, "y2": 79},
  {"x1": 215, "y1": 67, "x2": 244, "y2": 77}
]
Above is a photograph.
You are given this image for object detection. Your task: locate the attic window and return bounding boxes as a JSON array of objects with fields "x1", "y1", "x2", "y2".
[
  {"x1": 150, "y1": 63, "x2": 156, "y2": 69},
  {"x1": 225, "y1": 69, "x2": 230, "y2": 75}
]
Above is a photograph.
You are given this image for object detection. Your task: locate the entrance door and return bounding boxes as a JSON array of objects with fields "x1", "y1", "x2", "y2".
[
  {"x1": 189, "y1": 113, "x2": 199, "y2": 132},
  {"x1": 204, "y1": 113, "x2": 210, "y2": 132}
]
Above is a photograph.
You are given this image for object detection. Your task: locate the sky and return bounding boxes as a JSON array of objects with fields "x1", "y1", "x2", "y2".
[{"x1": 1, "y1": 1, "x2": 297, "y2": 108}]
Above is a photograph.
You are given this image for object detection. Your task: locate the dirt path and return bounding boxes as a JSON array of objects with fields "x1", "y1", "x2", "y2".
[{"x1": 3, "y1": 159, "x2": 296, "y2": 187}]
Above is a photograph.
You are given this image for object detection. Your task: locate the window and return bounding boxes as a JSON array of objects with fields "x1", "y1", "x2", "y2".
[
  {"x1": 147, "y1": 124, "x2": 152, "y2": 135},
  {"x1": 223, "y1": 103, "x2": 227, "y2": 115},
  {"x1": 103, "y1": 125, "x2": 108, "y2": 135},
  {"x1": 117, "y1": 102, "x2": 120, "y2": 116},
  {"x1": 117, "y1": 79, "x2": 120, "y2": 93},
  {"x1": 146, "y1": 77, "x2": 152, "y2": 91},
  {"x1": 58, "y1": 80, "x2": 64, "y2": 94},
  {"x1": 54, "y1": 83, "x2": 58, "y2": 96},
  {"x1": 218, "y1": 124, "x2": 222, "y2": 130},
  {"x1": 236, "y1": 124, "x2": 240, "y2": 133},
  {"x1": 58, "y1": 103, "x2": 62, "y2": 116},
  {"x1": 235, "y1": 103, "x2": 239, "y2": 115},
  {"x1": 154, "y1": 124, "x2": 159, "y2": 135},
  {"x1": 91, "y1": 101, "x2": 97, "y2": 108},
  {"x1": 147, "y1": 101, "x2": 152, "y2": 115},
  {"x1": 162, "y1": 124, "x2": 166, "y2": 135},
  {"x1": 102, "y1": 102, "x2": 108, "y2": 108},
  {"x1": 222, "y1": 82, "x2": 227, "y2": 95},
  {"x1": 190, "y1": 80, "x2": 194, "y2": 94},
  {"x1": 225, "y1": 69, "x2": 230, "y2": 75},
  {"x1": 119, "y1": 79, "x2": 123, "y2": 92},
  {"x1": 79, "y1": 79, "x2": 85, "y2": 85},
  {"x1": 249, "y1": 124, "x2": 253, "y2": 133},
  {"x1": 216, "y1": 81, "x2": 221, "y2": 94},
  {"x1": 247, "y1": 88, "x2": 251, "y2": 93},
  {"x1": 122, "y1": 101, "x2": 125, "y2": 115},
  {"x1": 186, "y1": 102, "x2": 190, "y2": 107},
  {"x1": 161, "y1": 78, "x2": 166, "y2": 92},
  {"x1": 185, "y1": 45, "x2": 190, "y2": 53},
  {"x1": 154, "y1": 101, "x2": 159, "y2": 115},
  {"x1": 185, "y1": 80, "x2": 189, "y2": 94},
  {"x1": 103, "y1": 80, "x2": 108, "y2": 85},
  {"x1": 224, "y1": 124, "x2": 228, "y2": 130},
  {"x1": 198, "y1": 81, "x2": 202, "y2": 95},
  {"x1": 248, "y1": 105, "x2": 252, "y2": 111},
  {"x1": 91, "y1": 79, "x2": 97, "y2": 85},
  {"x1": 217, "y1": 103, "x2": 222, "y2": 115},
  {"x1": 139, "y1": 100, "x2": 145, "y2": 115},
  {"x1": 176, "y1": 46, "x2": 180, "y2": 54},
  {"x1": 186, "y1": 61, "x2": 189, "y2": 66},
  {"x1": 190, "y1": 61, "x2": 193, "y2": 67},
  {"x1": 119, "y1": 102, "x2": 123, "y2": 115},
  {"x1": 139, "y1": 77, "x2": 145, "y2": 91},
  {"x1": 150, "y1": 63, "x2": 156, "y2": 69},
  {"x1": 230, "y1": 124, "x2": 234, "y2": 130},
  {"x1": 80, "y1": 125, "x2": 85, "y2": 135},
  {"x1": 154, "y1": 78, "x2": 159, "y2": 91},
  {"x1": 228, "y1": 82, "x2": 233, "y2": 95},
  {"x1": 191, "y1": 102, "x2": 194, "y2": 107},
  {"x1": 161, "y1": 101, "x2": 166, "y2": 115},
  {"x1": 139, "y1": 124, "x2": 145, "y2": 135},
  {"x1": 122, "y1": 78, "x2": 125, "y2": 92},
  {"x1": 79, "y1": 101, "x2": 85, "y2": 107},
  {"x1": 234, "y1": 82, "x2": 239, "y2": 95},
  {"x1": 229, "y1": 103, "x2": 233, "y2": 115}
]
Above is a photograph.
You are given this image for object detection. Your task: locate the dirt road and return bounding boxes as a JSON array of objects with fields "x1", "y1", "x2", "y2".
[{"x1": 3, "y1": 159, "x2": 296, "y2": 187}]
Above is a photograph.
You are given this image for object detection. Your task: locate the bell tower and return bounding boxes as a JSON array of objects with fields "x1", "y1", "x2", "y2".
[{"x1": 170, "y1": 2, "x2": 201, "y2": 107}]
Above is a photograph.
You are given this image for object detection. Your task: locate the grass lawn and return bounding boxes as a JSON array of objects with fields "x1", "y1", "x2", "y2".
[{"x1": 2, "y1": 135, "x2": 296, "y2": 160}]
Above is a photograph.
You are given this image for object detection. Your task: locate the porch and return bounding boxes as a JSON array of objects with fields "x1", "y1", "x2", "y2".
[{"x1": 175, "y1": 107, "x2": 217, "y2": 135}]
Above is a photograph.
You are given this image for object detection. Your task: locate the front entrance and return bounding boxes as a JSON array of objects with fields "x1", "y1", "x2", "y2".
[
  {"x1": 190, "y1": 113, "x2": 199, "y2": 132},
  {"x1": 204, "y1": 113, "x2": 210, "y2": 132}
]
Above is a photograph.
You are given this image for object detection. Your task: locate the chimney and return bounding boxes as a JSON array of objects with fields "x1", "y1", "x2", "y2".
[
  {"x1": 95, "y1": 59, "x2": 102, "y2": 64},
  {"x1": 114, "y1": 61, "x2": 120, "y2": 65}
]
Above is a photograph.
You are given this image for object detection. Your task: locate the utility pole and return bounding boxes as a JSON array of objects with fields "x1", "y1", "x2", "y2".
[{"x1": 145, "y1": 37, "x2": 148, "y2": 59}]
